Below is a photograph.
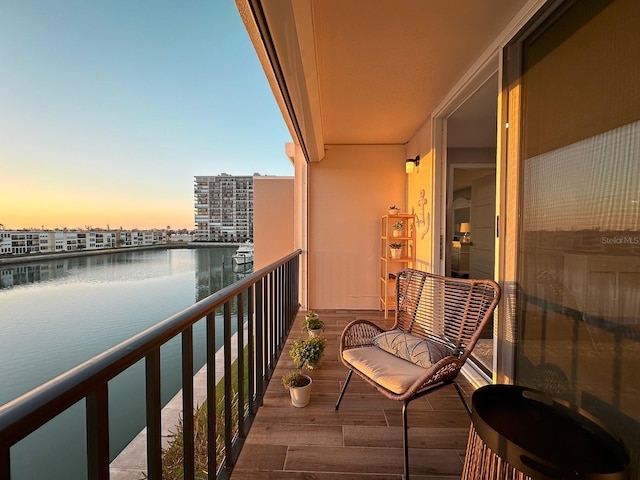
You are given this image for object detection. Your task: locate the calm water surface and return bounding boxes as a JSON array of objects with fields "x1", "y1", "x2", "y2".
[{"x1": 0, "y1": 247, "x2": 246, "y2": 479}]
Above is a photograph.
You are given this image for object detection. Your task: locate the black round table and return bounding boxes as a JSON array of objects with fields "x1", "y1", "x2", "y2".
[{"x1": 462, "y1": 384, "x2": 629, "y2": 479}]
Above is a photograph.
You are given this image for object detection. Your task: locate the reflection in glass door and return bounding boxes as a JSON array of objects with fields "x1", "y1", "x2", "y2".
[
  {"x1": 448, "y1": 166, "x2": 496, "y2": 375},
  {"x1": 503, "y1": 0, "x2": 640, "y2": 472}
]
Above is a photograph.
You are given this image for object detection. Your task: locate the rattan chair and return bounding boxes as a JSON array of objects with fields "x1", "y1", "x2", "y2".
[{"x1": 335, "y1": 268, "x2": 501, "y2": 480}]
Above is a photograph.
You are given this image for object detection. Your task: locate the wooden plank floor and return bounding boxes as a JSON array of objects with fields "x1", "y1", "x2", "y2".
[{"x1": 231, "y1": 310, "x2": 473, "y2": 479}]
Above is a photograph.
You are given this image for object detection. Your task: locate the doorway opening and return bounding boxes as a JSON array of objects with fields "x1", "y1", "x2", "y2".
[{"x1": 444, "y1": 72, "x2": 498, "y2": 375}]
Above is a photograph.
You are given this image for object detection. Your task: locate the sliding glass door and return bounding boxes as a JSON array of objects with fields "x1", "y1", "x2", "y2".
[{"x1": 502, "y1": 0, "x2": 640, "y2": 471}]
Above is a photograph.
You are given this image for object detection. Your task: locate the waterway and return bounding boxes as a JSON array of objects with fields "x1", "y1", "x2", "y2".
[{"x1": 0, "y1": 247, "x2": 248, "y2": 479}]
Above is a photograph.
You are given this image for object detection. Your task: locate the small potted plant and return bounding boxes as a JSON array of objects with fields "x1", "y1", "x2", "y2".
[
  {"x1": 282, "y1": 370, "x2": 312, "y2": 407},
  {"x1": 392, "y1": 221, "x2": 404, "y2": 237},
  {"x1": 388, "y1": 204, "x2": 400, "y2": 215},
  {"x1": 302, "y1": 310, "x2": 324, "y2": 336},
  {"x1": 290, "y1": 335, "x2": 327, "y2": 370},
  {"x1": 390, "y1": 242, "x2": 403, "y2": 259}
]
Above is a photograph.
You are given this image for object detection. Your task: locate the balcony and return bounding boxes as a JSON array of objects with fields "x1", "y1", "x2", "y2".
[
  {"x1": 230, "y1": 309, "x2": 472, "y2": 480},
  {"x1": 0, "y1": 252, "x2": 473, "y2": 480}
]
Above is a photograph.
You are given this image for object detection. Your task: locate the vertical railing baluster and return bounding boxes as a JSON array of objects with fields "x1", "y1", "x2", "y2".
[
  {"x1": 263, "y1": 276, "x2": 271, "y2": 379},
  {"x1": 269, "y1": 272, "x2": 275, "y2": 373},
  {"x1": 296, "y1": 257, "x2": 300, "y2": 317},
  {"x1": 294, "y1": 257, "x2": 298, "y2": 318},
  {"x1": 255, "y1": 279, "x2": 265, "y2": 400},
  {"x1": 237, "y1": 291, "x2": 245, "y2": 437},
  {"x1": 206, "y1": 312, "x2": 216, "y2": 480},
  {"x1": 283, "y1": 265, "x2": 287, "y2": 329},
  {"x1": 86, "y1": 382, "x2": 109, "y2": 480},
  {"x1": 290, "y1": 258, "x2": 296, "y2": 325},
  {"x1": 247, "y1": 284, "x2": 256, "y2": 413},
  {"x1": 288, "y1": 259, "x2": 294, "y2": 324},
  {"x1": 0, "y1": 444, "x2": 10, "y2": 480},
  {"x1": 182, "y1": 326, "x2": 195, "y2": 480},
  {"x1": 280, "y1": 266, "x2": 285, "y2": 344},
  {"x1": 290, "y1": 256, "x2": 295, "y2": 320},
  {"x1": 223, "y1": 300, "x2": 233, "y2": 472},
  {"x1": 282, "y1": 262, "x2": 287, "y2": 326},
  {"x1": 145, "y1": 349, "x2": 162, "y2": 479},
  {"x1": 275, "y1": 267, "x2": 282, "y2": 350},
  {"x1": 285, "y1": 261, "x2": 291, "y2": 326}
]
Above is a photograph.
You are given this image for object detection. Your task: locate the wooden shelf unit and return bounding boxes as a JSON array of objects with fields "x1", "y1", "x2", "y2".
[{"x1": 379, "y1": 213, "x2": 416, "y2": 318}]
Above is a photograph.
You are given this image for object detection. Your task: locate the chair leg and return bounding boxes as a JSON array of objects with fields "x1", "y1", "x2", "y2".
[
  {"x1": 402, "y1": 400, "x2": 410, "y2": 480},
  {"x1": 335, "y1": 370, "x2": 353, "y2": 410}
]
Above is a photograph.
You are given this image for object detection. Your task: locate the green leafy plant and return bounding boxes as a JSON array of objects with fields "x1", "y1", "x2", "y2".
[
  {"x1": 389, "y1": 242, "x2": 403, "y2": 249},
  {"x1": 290, "y1": 335, "x2": 326, "y2": 369},
  {"x1": 302, "y1": 311, "x2": 324, "y2": 332},
  {"x1": 392, "y1": 221, "x2": 404, "y2": 229},
  {"x1": 282, "y1": 370, "x2": 311, "y2": 389}
]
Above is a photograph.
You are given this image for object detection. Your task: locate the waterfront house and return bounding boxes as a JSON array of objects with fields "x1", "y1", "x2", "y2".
[{"x1": 0, "y1": 228, "x2": 167, "y2": 256}]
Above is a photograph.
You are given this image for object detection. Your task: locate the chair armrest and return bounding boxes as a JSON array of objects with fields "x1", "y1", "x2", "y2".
[
  {"x1": 340, "y1": 319, "x2": 385, "y2": 351},
  {"x1": 401, "y1": 356, "x2": 464, "y2": 400}
]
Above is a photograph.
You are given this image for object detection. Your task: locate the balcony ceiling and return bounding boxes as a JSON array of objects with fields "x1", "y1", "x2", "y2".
[{"x1": 242, "y1": 0, "x2": 530, "y2": 161}]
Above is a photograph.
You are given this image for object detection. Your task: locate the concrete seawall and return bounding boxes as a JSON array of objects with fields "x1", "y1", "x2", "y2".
[
  {"x1": 0, "y1": 242, "x2": 240, "y2": 266},
  {"x1": 109, "y1": 323, "x2": 248, "y2": 480}
]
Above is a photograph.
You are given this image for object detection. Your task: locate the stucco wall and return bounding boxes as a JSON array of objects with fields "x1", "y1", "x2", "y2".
[
  {"x1": 253, "y1": 176, "x2": 294, "y2": 271},
  {"x1": 407, "y1": 117, "x2": 435, "y2": 272},
  {"x1": 308, "y1": 145, "x2": 405, "y2": 309},
  {"x1": 408, "y1": 151, "x2": 435, "y2": 272}
]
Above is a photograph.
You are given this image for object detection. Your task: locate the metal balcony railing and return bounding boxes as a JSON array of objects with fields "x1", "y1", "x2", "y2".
[{"x1": 0, "y1": 250, "x2": 302, "y2": 480}]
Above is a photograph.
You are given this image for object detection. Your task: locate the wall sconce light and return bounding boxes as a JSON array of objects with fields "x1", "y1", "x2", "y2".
[{"x1": 405, "y1": 155, "x2": 420, "y2": 174}]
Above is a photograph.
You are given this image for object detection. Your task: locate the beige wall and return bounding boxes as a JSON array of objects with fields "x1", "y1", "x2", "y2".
[
  {"x1": 407, "y1": 150, "x2": 435, "y2": 272},
  {"x1": 253, "y1": 176, "x2": 294, "y2": 271},
  {"x1": 308, "y1": 145, "x2": 405, "y2": 309},
  {"x1": 407, "y1": 118, "x2": 435, "y2": 272}
]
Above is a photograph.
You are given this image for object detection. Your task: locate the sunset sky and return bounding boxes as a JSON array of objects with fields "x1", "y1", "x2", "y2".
[{"x1": 0, "y1": 1, "x2": 292, "y2": 230}]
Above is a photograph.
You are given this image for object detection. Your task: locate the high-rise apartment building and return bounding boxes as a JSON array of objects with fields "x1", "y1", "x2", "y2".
[{"x1": 194, "y1": 174, "x2": 254, "y2": 242}]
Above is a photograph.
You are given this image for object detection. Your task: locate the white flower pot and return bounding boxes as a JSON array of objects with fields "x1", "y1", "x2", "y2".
[
  {"x1": 289, "y1": 376, "x2": 312, "y2": 407},
  {"x1": 390, "y1": 248, "x2": 401, "y2": 259},
  {"x1": 308, "y1": 328, "x2": 323, "y2": 337},
  {"x1": 392, "y1": 229, "x2": 402, "y2": 237}
]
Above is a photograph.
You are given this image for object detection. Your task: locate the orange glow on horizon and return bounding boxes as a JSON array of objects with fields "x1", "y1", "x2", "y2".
[{"x1": 2, "y1": 193, "x2": 194, "y2": 231}]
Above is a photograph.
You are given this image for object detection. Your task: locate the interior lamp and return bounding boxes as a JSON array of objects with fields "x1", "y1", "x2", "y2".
[
  {"x1": 460, "y1": 223, "x2": 471, "y2": 243},
  {"x1": 405, "y1": 155, "x2": 420, "y2": 174}
]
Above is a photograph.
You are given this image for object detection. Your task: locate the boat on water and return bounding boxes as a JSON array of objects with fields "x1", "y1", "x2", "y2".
[{"x1": 232, "y1": 242, "x2": 254, "y2": 266}]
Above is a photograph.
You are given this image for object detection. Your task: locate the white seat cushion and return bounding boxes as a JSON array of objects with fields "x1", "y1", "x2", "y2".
[{"x1": 342, "y1": 346, "x2": 426, "y2": 394}]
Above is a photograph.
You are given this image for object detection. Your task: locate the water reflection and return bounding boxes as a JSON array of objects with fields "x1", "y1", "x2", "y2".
[
  {"x1": 0, "y1": 247, "x2": 251, "y2": 480},
  {"x1": 1, "y1": 250, "x2": 175, "y2": 289}
]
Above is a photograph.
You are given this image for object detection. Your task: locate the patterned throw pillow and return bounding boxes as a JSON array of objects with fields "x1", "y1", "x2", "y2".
[{"x1": 372, "y1": 329, "x2": 452, "y2": 368}]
